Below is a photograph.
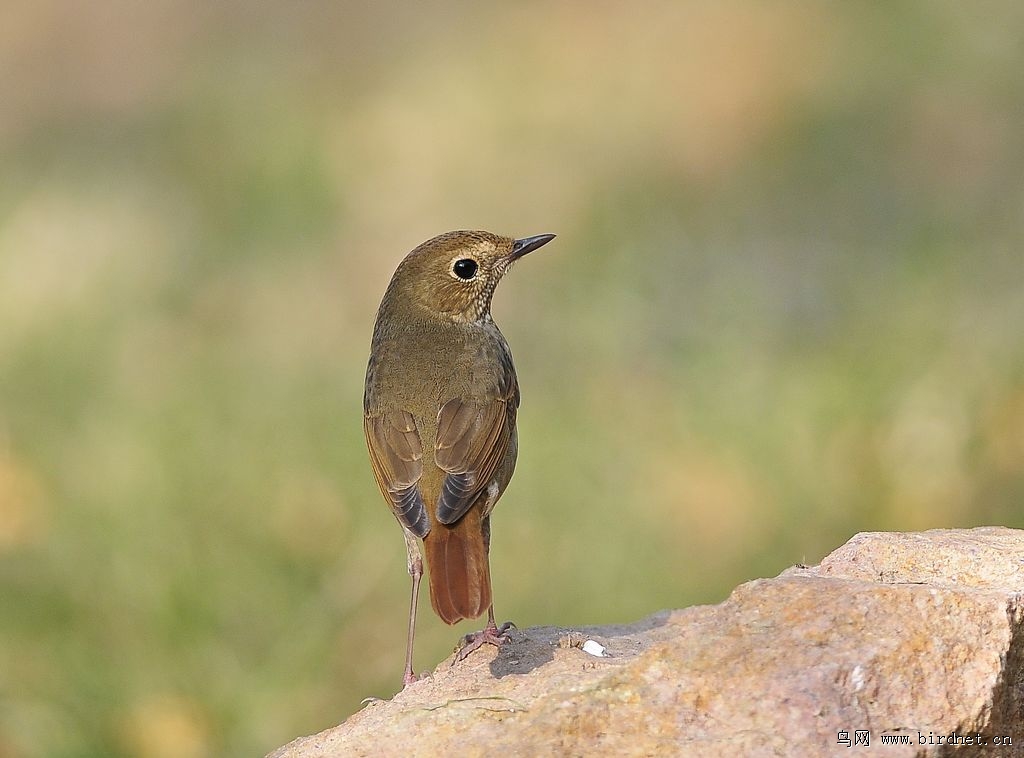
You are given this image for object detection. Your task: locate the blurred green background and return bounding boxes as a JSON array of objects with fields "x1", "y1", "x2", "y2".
[{"x1": 2, "y1": 1, "x2": 1023, "y2": 756}]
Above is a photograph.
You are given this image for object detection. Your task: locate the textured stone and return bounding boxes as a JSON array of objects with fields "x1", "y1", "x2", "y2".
[{"x1": 267, "y1": 527, "x2": 1024, "y2": 757}]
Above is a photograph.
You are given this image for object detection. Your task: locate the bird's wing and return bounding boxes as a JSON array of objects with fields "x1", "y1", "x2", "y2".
[
  {"x1": 364, "y1": 410, "x2": 430, "y2": 538},
  {"x1": 434, "y1": 393, "x2": 517, "y2": 525}
]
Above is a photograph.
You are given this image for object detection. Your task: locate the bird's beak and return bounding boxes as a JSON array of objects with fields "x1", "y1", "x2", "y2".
[{"x1": 509, "y1": 233, "x2": 556, "y2": 260}]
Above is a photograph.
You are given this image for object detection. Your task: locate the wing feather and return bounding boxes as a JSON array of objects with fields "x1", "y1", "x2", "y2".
[
  {"x1": 434, "y1": 393, "x2": 516, "y2": 525},
  {"x1": 364, "y1": 410, "x2": 430, "y2": 537}
]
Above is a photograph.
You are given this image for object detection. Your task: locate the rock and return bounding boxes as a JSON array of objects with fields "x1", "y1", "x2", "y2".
[{"x1": 266, "y1": 527, "x2": 1024, "y2": 757}]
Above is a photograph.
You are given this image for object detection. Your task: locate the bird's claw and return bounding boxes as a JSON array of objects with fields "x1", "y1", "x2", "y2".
[
  {"x1": 453, "y1": 621, "x2": 516, "y2": 664},
  {"x1": 402, "y1": 669, "x2": 430, "y2": 688}
]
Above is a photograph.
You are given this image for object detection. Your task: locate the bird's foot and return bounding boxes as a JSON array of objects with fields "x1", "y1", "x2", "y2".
[
  {"x1": 402, "y1": 669, "x2": 428, "y2": 688},
  {"x1": 453, "y1": 620, "x2": 516, "y2": 664}
]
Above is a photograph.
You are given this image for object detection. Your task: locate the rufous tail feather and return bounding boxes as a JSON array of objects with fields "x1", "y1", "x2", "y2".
[{"x1": 423, "y1": 506, "x2": 491, "y2": 625}]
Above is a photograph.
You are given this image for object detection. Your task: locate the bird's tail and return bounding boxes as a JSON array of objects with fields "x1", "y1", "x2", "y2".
[{"x1": 423, "y1": 507, "x2": 491, "y2": 625}]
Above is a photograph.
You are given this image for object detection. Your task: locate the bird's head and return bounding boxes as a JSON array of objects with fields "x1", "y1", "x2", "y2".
[{"x1": 382, "y1": 230, "x2": 555, "y2": 324}]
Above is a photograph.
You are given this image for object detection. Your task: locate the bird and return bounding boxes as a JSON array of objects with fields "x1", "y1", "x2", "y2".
[{"x1": 363, "y1": 230, "x2": 555, "y2": 686}]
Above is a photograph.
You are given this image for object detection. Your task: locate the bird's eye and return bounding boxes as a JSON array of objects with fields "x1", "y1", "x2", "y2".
[{"x1": 452, "y1": 258, "x2": 479, "y2": 280}]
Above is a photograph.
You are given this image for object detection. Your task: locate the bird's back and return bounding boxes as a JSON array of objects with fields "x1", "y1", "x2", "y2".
[{"x1": 365, "y1": 314, "x2": 518, "y2": 516}]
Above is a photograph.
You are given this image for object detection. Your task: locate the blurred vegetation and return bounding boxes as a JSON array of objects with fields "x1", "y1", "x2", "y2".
[{"x1": 2, "y1": 1, "x2": 1023, "y2": 756}]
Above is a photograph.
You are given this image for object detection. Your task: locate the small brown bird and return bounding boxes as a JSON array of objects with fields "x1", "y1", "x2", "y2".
[{"x1": 363, "y1": 230, "x2": 555, "y2": 686}]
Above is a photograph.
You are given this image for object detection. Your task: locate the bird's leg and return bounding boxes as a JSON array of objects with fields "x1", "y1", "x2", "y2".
[
  {"x1": 453, "y1": 515, "x2": 515, "y2": 663},
  {"x1": 402, "y1": 531, "x2": 424, "y2": 687}
]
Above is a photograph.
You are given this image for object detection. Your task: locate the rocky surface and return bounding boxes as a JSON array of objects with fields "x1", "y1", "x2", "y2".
[{"x1": 267, "y1": 527, "x2": 1024, "y2": 757}]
